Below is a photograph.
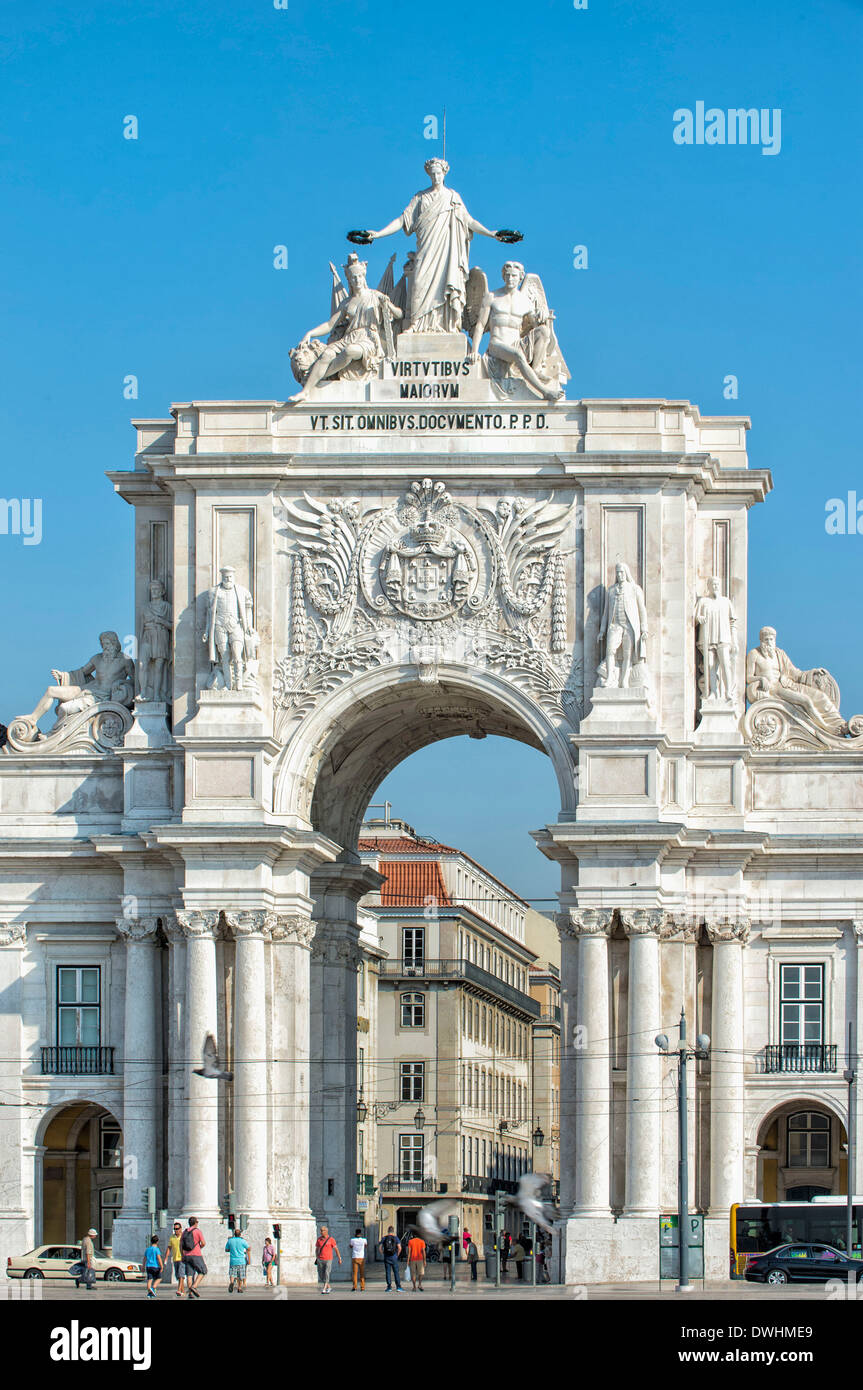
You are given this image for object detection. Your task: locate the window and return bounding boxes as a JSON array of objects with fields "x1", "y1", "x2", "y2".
[
  {"x1": 400, "y1": 992, "x2": 425, "y2": 1027},
  {"x1": 99, "y1": 1116, "x2": 122, "y2": 1169},
  {"x1": 359, "y1": 961, "x2": 366, "y2": 1002},
  {"x1": 403, "y1": 927, "x2": 425, "y2": 969},
  {"x1": 57, "y1": 967, "x2": 100, "y2": 1046},
  {"x1": 100, "y1": 1187, "x2": 123, "y2": 1251},
  {"x1": 481, "y1": 1005, "x2": 487, "y2": 1045},
  {"x1": 358, "y1": 1047, "x2": 365, "y2": 1092},
  {"x1": 399, "y1": 1133, "x2": 424, "y2": 1182},
  {"x1": 466, "y1": 1066, "x2": 473, "y2": 1108},
  {"x1": 788, "y1": 1111, "x2": 830, "y2": 1168},
  {"x1": 780, "y1": 965, "x2": 824, "y2": 1046}
]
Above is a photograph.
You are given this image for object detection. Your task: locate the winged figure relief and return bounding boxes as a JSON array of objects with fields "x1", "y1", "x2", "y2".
[
  {"x1": 481, "y1": 495, "x2": 573, "y2": 650},
  {"x1": 280, "y1": 493, "x2": 367, "y2": 642}
]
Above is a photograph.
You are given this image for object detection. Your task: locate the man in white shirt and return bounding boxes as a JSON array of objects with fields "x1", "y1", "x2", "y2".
[{"x1": 349, "y1": 1228, "x2": 368, "y2": 1292}]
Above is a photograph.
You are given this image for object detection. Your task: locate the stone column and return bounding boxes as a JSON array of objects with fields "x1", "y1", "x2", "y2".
[
  {"x1": 621, "y1": 909, "x2": 664, "y2": 1216},
  {"x1": 707, "y1": 919, "x2": 749, "y2": 1215},
  {"x1": 853, "y1": 920, "x2": 863, "y2": 1198},
  {"x1": 113, "y1": 915, "x2": 160, "y2": 1254},
  {"x1": 560, "y1": 909, "x2": 614, "y2": 1216},
  {"x1": 176, "y1": 909, "x2": 221, "y2": 1216},
  {"x1": 309, "y1": 922, "x2": 363, "y2": 1245},
  {"x1": 225, "y1": 910, "x2": 270, "y2": 1217},
  {"x1": 271, "y1": 912, "x2": 317, "y2": 1282},
  {"x1": 0, "y1": 923, "x2": 28, "y2": 1251}
]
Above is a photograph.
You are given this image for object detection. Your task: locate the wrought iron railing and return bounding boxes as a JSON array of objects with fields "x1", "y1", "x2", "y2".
[
  {"x1": 379, "y1": 1174, "x2": 440, "y2": 1194},
  {"x1": 41, "y1": 1046, "x2": 115, "y2": 1075},
  {"x1": 763, "y1": 1043, "x2": 837, "y2": 1074},
  {"x1": 378, "y1": 959, "x2": 540, "y2": 1017}
]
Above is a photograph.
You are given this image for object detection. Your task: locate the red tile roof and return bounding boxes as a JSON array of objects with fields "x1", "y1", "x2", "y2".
[
  {"x1": 357, "y1": 837, "x2": 527, "y2": 908},
  {"x1": 377, "y1": 859, "x2": 452, "y2": 908}
]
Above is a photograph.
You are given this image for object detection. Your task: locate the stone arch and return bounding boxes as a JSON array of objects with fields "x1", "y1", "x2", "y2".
[
  {"x1": 37, "y1": 1100, "x2": 123, "y2": 1248},
  {"x1": 273, "y1": 664, "x2": 576, "y2": 851},
  {"x1": 750, "y1": 1094, "x2": 847, "y2": 1203}
]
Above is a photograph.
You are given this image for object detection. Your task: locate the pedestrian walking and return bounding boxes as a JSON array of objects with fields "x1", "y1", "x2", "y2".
[
  {"x1": 314, "y1": 1225, "x2": 341, "y2": 1293},
  {"x1": 78, "y1": 1228, "x2": 98, "y2": 1291},
  {"x1": 511, "y1": 1238, "x2": 526, "y2": 1280},
  {"x1": 143, "y1": 1235, "x2": 164, "y2": 1298},
  {"x1": 405, "y1": 1232, "x2": 426, "y2": 1291},
  {"x1": 379, "y1": 1227, "x2": 403, "y2": 1292},
  {"x1": 226, "y1": 1227, "x2": 250, "y2": 1293},
  {"x1": 168, "y1": 1221, "x2": 187, "y2": 1297},
  {"x1": 462, "y1": 1226, "x2": 471, "y2": 1255},
  {"x1": 467, "y1": 1238, "x2": 479, "y2": 1281},
  {"x1": 180, "y1": 1216, "x2": 207, "y2": 1298},
  {"x1": 349, "y1": 1228, "x2": 367, "y2": 1291},
  {"x1": 501, "y1": 1230, "x2": 511, "y2": 1277},
  {"x1": 262, "y1": 1236, "x2": 277, "y2": 1286}
]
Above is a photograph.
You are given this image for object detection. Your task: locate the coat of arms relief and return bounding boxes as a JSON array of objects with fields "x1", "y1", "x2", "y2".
[{"x1": 273, "y1": 478, "x2": 581, "y2": 741}]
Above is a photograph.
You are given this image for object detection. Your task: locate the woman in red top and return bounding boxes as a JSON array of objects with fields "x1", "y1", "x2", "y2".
[{"x1": 314, "y1": 1225, "x2": 342, "y2": 1294}]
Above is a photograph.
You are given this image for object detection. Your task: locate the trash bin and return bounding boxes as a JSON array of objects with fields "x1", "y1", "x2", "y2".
[{"x1": 484, "y1": 1254, "x2": 496, "y2": 1279}]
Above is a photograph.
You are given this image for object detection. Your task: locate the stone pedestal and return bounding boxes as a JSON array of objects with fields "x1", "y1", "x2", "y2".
[
  {"x1": 124, "y1": 700, "x2": 172, "y2": 749},
  {"x1": 582, "y1": 685, "x2": 657, "y2": 731},
  {"x1": 179, "y1": 691, "x2": 277, "y2": 825},
  {"x1": 694, "y1": 697, "x2": 743, "y2": 745},
  {"x1": 396, "y1": 330, "x2": 468, "y2": 359}
]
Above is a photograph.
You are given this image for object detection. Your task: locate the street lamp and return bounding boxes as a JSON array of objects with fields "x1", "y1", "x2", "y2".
[
  {"x1": 532, "y1": 1120, "x2": 545, "y2": 1149},
  {"x1": 656, "y1": 1009, "x2": 710, "y2": 1293},
  {"x1": 356, "y1": 1096, "x2": 368, "y2": 1124},
  {"x1": 414, "y1": 1106, "x2": 425, "y2": 1131}
]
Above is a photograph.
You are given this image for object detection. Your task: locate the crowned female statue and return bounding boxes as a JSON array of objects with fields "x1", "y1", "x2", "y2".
[{"x1": 360, "y1": 158, "x2": 506, "y2": 334}]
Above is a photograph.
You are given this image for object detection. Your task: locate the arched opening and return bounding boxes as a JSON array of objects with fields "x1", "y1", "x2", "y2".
[
  {"x1": 755, "y1": 1099, "x2": 847, "y2": 1203},
  {"x1": 38, "y1": 1102, "x2": 123, "y2": 1250}
]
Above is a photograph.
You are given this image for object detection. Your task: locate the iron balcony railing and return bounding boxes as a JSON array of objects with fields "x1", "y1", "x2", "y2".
[
  {"x1": 461, "y1": 1176, "x2": 518, "y2": 1196},
  {"x1": 379, "y1": 1174, "x2": 441, "y2": 1194},
  {"x1": 763, "y1": 1043, "x2": 837, "y2": 1074},
  {"x1": 41, "y1": 1046, "x2": 115, "y2": 1076},
  {"x1": 378, "y1": 959, "x2": 540, "y2": 1017}
]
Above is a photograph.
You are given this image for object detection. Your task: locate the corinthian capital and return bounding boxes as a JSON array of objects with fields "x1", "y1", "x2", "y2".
[
  {"x1": 556, "y1": 908, "x2": 615, "y2": 939},
  {"x1": 620, "y1": 908, "x2": 666, "y2": 938},
  {"x1": 310, "y1": 924, "x2": 363, "y2": 967},
  {"x1": 0, "y1": 921, "x2": 27, "y2": 947},
  {"x1": 704, "y1": 918, "x2": 751, "y2": 945},
  {"x1": 115, "y1": 914, "x2": 159, "y2": 944},
  {"x1": 225, "y1": 909, "x2": 274, "y2": 940},
  {"x1": 270, "y1": 913, "x2": 316, "y2": 949},
  {"x1": 853, "y1": 920, "x2": 863, "y2": 943},
  {"x1": 175, "y1": 909, "x2": 221, "y2": 939}
]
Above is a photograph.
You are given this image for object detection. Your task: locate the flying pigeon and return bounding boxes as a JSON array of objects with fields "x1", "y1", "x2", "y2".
[
  {"x1": 510, "y1": 1172, "x2": 556, "y2": 1233},
  {"x1": 193, "y1": 1033, "x2": 233, "y2": 1081},
  {"x1": 416, "y1": 1199, "x2": 460, "y2": 1245}
]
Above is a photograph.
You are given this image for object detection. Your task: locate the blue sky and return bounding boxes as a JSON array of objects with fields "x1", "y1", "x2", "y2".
[{"x1": 1, "y1": 0, "x2": 861, "y2": 900}]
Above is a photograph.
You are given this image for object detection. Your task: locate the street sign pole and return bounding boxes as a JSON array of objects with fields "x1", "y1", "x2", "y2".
[{"x1": 677, "y1": 1009, "x2": 692, "y2": 1293}]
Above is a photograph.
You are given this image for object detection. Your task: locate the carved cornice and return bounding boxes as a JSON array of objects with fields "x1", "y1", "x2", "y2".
[
  {"x1": 115, "y1": 915, "x2": 159, "y2": 944},
  {"x1": 659, "y1": 914, "x2": 699, "y2": 942},
  {"x1": 174, "y1": 909, "x2": 221, "y2": 940},
  {"x1": 704, "y1": 918, "x2": 751, "y2": 945},
  {"x1": 270, "y1": 913, "x2": 316, "y2": 949},
  {"x1": 0, "y1": 921, "x2": 27, "y2": 947},
  {"x1": 556, "y1": 908, "x2": 614, "y2": 939}
]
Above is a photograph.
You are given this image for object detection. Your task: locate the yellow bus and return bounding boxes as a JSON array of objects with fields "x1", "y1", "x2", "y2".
[{"x1": 730, "y1": 1199, "x2": 863, "y2": 1276}]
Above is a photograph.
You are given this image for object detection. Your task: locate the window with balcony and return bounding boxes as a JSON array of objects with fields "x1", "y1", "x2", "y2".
[
  {"x1": 787, "y1": 1111, "x2": 830, "y2": 1168},
  {"x1": 400, "y1": 992, "x2": 425, "y2": 1028},
  {"x1": 769, "y1": 964, "x2": 833, "y2": 1071},
  {"x1": 58, "y1": 967, "x2": 100, "y2": 1046},
  {"x1": 399, "y1": 1133, "x2": 424, "y2": 1182},
  {"x1": 403, "y1": 927, "x2": 425, "y2": 970}
]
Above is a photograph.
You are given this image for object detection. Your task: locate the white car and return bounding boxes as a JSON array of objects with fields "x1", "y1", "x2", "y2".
[{"x1": 6, "y1": 1244, "x2": 144, "y2": 1282}]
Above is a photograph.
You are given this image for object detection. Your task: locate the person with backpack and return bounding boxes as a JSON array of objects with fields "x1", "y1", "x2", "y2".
[
  {"x1": 314, "y1": 1225, "x2": 341, "y2": 1293},
  {"x1": 181, "y1": 1217, "x2": 207, "y2": 1298},
  {"x1": 143, "y1": 1235, "x2": 164, "y2": 1298},
  {"x1": 378, "y1": 1227, "x2": 403, "y2": 1292}
]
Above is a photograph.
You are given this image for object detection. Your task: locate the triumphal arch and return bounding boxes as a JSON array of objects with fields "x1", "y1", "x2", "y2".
[{"x1": 3, "y1": 164, "x2": 863, "y2": 1281}]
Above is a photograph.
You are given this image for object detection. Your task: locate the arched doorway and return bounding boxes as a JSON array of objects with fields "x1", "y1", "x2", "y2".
[
  {"x1": 39, "y1": 1103, "x2": 123, "y2": 1250},
  {"x1": 755, "y1": 1100, "x2": 847, "y2": 1203}
]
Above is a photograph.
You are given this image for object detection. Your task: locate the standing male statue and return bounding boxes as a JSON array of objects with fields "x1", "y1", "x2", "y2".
[
  {"x1": 695, "y1": 576, "x2": 737, "y2": 701},
  {"x1": 360, "y1": 159, "x2": 508, "y2": 334},
  {"x1": 597, "y1": 562, "x2": 649, "y2": 690},
  {"x1": 203, "y1": 566, "x2": 255, "y2": 691},
  {"x1": 138, "y1": 578, "x2": 172, "y2": 702}
]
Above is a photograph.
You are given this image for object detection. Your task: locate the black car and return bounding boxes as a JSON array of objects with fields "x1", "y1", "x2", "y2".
[{"x1": 744, "y1": 1242, "x2": 862, "y2": 1284}]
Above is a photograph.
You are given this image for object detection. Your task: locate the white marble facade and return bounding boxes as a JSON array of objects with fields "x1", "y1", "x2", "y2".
[{"x1": 2, "y1": 337, "x2": 863, "y2": 1283}]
